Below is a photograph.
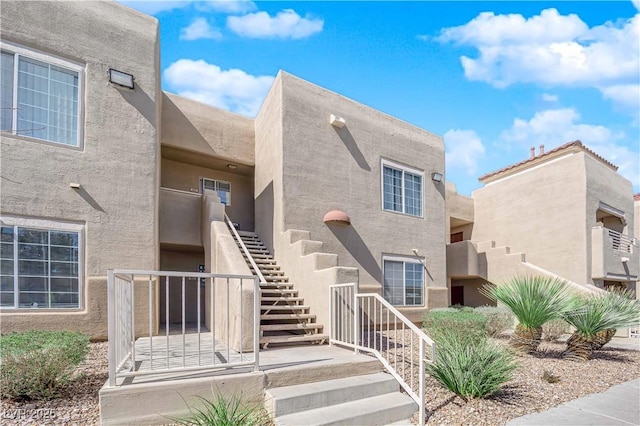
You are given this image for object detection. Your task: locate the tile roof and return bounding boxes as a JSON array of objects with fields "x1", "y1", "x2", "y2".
[
  {"x1": 478, "y1": 140, "x2": 618, "y2": 182},
  {"x1": 634, "y1": 193, "x2": 640, "y2": 201}
]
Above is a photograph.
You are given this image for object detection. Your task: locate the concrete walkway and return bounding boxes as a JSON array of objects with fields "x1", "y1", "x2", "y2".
[{"x1": 507, "y1": 337, "x2": 640, "y2": 426}]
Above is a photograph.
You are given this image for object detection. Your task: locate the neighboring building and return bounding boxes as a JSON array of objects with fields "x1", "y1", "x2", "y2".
[
  {"x1": 1, "y1": 1, "x2": 637, "y2": 341},
  {"x1": 446, "y1": 142, "x2": 639, "y2": 307}
]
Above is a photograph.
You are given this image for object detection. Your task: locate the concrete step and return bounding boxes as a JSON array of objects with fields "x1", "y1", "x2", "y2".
[
  {"x1": 261, "y1": 288, "x2": 298, "y2": 296},
  {"x1": 266, "y1": 372, "x2": 400, "y2": 417},
  {"x1": 237, "y1": 230, "x2": 257, "y2": 238},
  {"x1": 261, "y1": 305, "x2": 309, "y2": 311},
  {"x1": 274, "y1": 391, "x2": 416, "y2": 426},
  {"x1": 262, "y1": 297, "x2": 304, "y2": 303},
  {"x1": 260, "y1": 283, "x2": 294, "y2": 290},
  {"x1": 264, "y1": 276, "x2": 289, "y2": 282},
  {"x1": 261, "y1": 323, "x2": 323, "y2": 332},
  {"x1": 260, "y1": 334, "x2": 328, "y2": 346},
  {"x1": 261, "y1": 313, "x2": 316, "y2": 321}
]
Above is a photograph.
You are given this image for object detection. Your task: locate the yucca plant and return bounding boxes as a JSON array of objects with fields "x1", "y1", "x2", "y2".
[
  {"x1": 481, "y1": 276, "x2": 574, "y2": 354},
  {"x1": 167, "y1": 390, "x2": 271, "y2": 426},
  {"x1": 562, "y1": 289, "x2": 640, "y2": 361}
]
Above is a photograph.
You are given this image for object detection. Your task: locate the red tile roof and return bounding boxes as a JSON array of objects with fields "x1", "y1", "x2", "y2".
[
  {"x1": 478, "y1": 140, "x2": 618, "y2": 182},
  {"x1": 634, "y1": 193, "x2": 640, "y2": 201}
]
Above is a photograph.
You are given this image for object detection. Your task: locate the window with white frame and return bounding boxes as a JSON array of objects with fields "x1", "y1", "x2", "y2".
[
  {"x1": 1, "y1": 42, "x2": 82, "y2": 147},
  {"x1": 200, "y1": 178, "x2": 231, "y2": 206},
  {"x1": 383, "y1": 257, "x2": 424, "y2": 306},
  {"x1": 0, "y1": 219, "x2": 82, "y2": 309},
  {"x1": 382, "y1": 160, "x2": 423, "y2": 217}
]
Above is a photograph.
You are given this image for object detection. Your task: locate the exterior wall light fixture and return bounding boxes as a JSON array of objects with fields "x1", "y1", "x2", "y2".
[
  {"x1": 323, "y1": 210, "x2": 351, "y2": 225},
  {"x1": 227, "y1": 164, "x2": 237, "y2": 170},
  {"x1": 329, "y1": 114, "x2": 346, "y2": 128},
  {"x1": 431, "y1": 172, "x2": 443, "y2": 183},
  {"x1": 108, "y1": 69, "x2": 135, "y2": 89}
]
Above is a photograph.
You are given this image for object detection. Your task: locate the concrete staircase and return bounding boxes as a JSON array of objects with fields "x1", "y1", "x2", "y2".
[
  {"x1": 265, "y1": 372, "x2": 417, "y2": 426},
  {"x1": 236, "y1": 230, "x2": 328, "y2": 348}
]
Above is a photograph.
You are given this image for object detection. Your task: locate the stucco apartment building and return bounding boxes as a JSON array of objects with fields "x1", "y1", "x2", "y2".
[{"x1": 1, "y1": 0, "x2": 637, "y2": 341}]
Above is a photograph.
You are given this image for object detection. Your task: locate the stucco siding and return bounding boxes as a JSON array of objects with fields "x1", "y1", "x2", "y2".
[
  {"x1": 278, "y1": 73, "x2": 446, "y2": 291},
  {"x1": 471, "y1": 152, "x2": 587, "y2": 284}
]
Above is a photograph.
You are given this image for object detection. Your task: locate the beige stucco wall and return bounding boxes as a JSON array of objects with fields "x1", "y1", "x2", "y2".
[
  {"x1": 161, "y1": 158, "x2": 254, "y2": 231},
  {"x1": 472, "y1": 152, "x2": 589, "y2": 285},
  {"x1": 0, "y1": 1, "x2": 160, "y2": 337},
  {"x1": 161, "y1": 92, "x2": 254, "y2": 166},
  {"x1": 583, "y1": 154, "x2": 636, "y2": 284},
  {"x1": 451, "y1": 278, "x2": 494, "y2": 307},
  {"x1": 256, "y1": 72, "x2": 447, "y2": 313}
]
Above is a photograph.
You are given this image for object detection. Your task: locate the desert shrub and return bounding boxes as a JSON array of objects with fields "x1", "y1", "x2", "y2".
[
  {"x1": 450, "y1": 305, "x2": 474, "y2": 312},
  {"x1": 474, "y1": 305, "x2": 515, "y2": 337},
  {"x1": 423, "y1": 310, "x2": 487, "y2": 346},
  {"x1": 0, "y1": 330, "x2": 89, "y2": 400},
  {"x1": 427, "y1": 330, "x2": 517, "y2": 399},
  {"x1": 542, "y1": 319, "x2": 571, "y2": 341},
  {"x1": 167, "y1": 391, "x2": 271, "y2": 426}
]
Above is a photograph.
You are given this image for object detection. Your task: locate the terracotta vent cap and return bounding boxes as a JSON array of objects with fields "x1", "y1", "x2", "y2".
[{"x1": 323, "y1": 210, "x2": 351, "y2": 225}]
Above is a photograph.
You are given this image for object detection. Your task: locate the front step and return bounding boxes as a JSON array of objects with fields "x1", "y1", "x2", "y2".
[
  {"x1": 260, "y1": 333, "x2": 328, "y2": 347},
  {"x1": 266, "y1": 373, "x2": 416, "y2": 426}
]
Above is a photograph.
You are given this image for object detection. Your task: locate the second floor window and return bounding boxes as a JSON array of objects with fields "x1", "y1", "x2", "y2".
[
  {"x1": 382, "y1": 160, "x2": 423, "y2": 217},
  {"x1": 200, "y1": 178, "x2": 231, "y2": 206},
  {"x1": 1, "y1": 42, "x2": 82, "y2": 147}
]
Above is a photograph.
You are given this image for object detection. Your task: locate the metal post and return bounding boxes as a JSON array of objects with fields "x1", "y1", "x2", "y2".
[
  {"x1": 419, "y1": 339, "x2": 425, "y2": 425},
  {"x1": 253, "y1": 276, "x2": 260, "y2": 372},
  {"x1": 107, "y1": 270, "x2": 116, "y2": 386},
  {"x1": 353, "y1": 284, "x2": 359, "y2": 354}
]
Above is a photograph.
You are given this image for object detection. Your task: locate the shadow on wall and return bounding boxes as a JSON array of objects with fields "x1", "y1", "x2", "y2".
[
  {"x1": 333, "y1": 126, "x2": 370, "y2": 171},
  {"x1": 73, "y1": 186, "x2": 105, "y2": 212},
  {"x1": 160, "y1": 93, "x2": 213, "y2": 155},
  {"x1": 255, "y1": 181, "x2": 274, "y2": 254},
  {"x1": 327, "y1": 222, "x2": 380, "y2": 280},
  {"x1": 117, "y1": 84, "x2": 157, "y2": 126}
]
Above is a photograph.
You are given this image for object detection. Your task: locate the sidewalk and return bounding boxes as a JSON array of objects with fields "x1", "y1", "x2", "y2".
[{"x1": 507, "y1": 337, "x2": 640, "y2": 426}]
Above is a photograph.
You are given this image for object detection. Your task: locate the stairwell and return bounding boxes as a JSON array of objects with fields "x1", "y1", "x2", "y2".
[{"x1": 235, "y1": 230, "x2": 329, "y2": 348}]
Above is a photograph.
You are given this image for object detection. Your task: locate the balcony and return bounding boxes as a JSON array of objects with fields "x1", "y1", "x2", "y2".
[
  {"x1": 159, "y1": 187, "x2": 202, "y2": 247},
  {"x1": 446, "y1": 240, "x2": 486, "y2": 279},
  {"x1": 591, "y1": 226, "x2": 639, "y2": 281}
]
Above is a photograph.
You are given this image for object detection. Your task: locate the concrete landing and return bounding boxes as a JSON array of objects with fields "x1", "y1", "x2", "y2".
[
  {"x1": 100, "y1": 345, "x2": 383, "y2": 425},
  {"x1": 507, "y1": 378, "x2": 640, "y2": 426}
]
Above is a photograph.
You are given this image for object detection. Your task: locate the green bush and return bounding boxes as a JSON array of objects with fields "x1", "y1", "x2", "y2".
[
  {"x1": 167, "y1": 390, "x2": 271, "y2": 426},
  {"x1": 427, "y1": 330, "x2": 517, "y2": 399},
  {"x1": 423, "y1": 310, "x2": 487, "y2": 345},
  {"x1": 0, "y1": 330, "x2": 89, "y2": 400},
  {"x1": 474, "y1": 305, "x2": 515, "y2": 337}
]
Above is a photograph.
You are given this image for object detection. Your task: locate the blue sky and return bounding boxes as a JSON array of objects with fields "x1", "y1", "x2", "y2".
[{"x1": 120, "y1": 0, "x2": 639, "y2": 196}]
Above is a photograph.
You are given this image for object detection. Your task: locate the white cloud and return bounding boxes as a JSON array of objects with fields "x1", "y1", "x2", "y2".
[
  {"x1": 163, "y1": 59, "x2": 274, "y2": 116},
  {"x1": 227, "y1": 9, "x2": 323, "y2": 39},
  {"x1": 444, "y1": 129, "x2": 486, "y2": 176},
  {"x1": 542, "y1": 93, "x2": 558, "y2": 102},
  {"x1": 180, "y1": 18, "x2": 222, "y2": 40},
  {"x1": 633, "y1": 0, "x2": 640, "y2": 11},
  {"x1": 500, "y1": 108, "x2": 638, "y2": 186},
  {"x1": 437, "y1": 9, "x2": 640, "y2": 113},
  {"x1": 600, "y1": 84, "x2": 640, "y2": 111}
]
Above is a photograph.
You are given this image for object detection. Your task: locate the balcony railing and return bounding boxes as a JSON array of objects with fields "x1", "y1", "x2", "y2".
[
  {"x1": 330, "y1": 283, "x2": 436, "y2": 425},
  {"x1": 107, "y1": 269, "x2": 259, "y2": 386},
  {"x1": 607, "y1": 229, "x2": 636, "y2": 253}
]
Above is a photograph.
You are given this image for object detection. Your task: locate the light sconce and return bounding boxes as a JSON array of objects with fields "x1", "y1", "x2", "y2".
[
  {"x1": 329, "y1": 114, "x2": 346, "y2": 128},
  {"x1": 69, "y1": 182, "x2": 81, "y2": 189},
  {"x1": 227, "y1": 164, "x2": 238, "y2": 170},
  {"x1": 323, "y1": 210, "x2": 351, "y2": 225},
  {"x1": 622, "y1": 257, "x2": 630, "y2": 263},
  {"x1": 108, "y1": 69, "x2": 135, "y2": 90},
  {"x1": 431, "y1": 172, "x2": 443, "y2": 183}
]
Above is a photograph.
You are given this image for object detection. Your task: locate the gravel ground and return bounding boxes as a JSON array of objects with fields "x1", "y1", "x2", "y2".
[
  {"x1": 1, "y1": 342, "x2": 108, "y2": 426},
  {"x1": 1, "y1": 337, "x2": 638, "y2": 425}
]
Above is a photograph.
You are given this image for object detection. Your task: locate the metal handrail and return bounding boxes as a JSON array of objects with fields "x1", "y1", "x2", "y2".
[
  {"x1": 607, "y1": 228, "x2": 637, "y2": 252},
  {"x1": 330, "y1": 283, "x2": 435, "y2": 425},
  {"x1": 224, "y1": 214, "x2": 267, "y2": 284}
]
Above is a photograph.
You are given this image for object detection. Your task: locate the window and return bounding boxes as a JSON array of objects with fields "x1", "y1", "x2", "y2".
[
  {"x1": 382, "y1": 160, "x2": 423, "y2": 217},
  {"x1": 1, "y1": 42, "x2": 82, "y2": 147},
  {"x1": 0, "y1": 220, "x2": 82, "y2": 309},
  {"x1": 383, "y1": 257, "x2": 424, "y2": 306},
  {"x1": 200, "y1": 178, "x2": 231, "y2": 206}
]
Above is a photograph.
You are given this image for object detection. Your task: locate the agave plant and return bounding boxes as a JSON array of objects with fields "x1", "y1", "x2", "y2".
[
  {"x1": 481, "y1": 276, "x2": 574, "y2": 354},
  {"x1": 562, "y1": 289, "x2": 640, "y2": 361}
]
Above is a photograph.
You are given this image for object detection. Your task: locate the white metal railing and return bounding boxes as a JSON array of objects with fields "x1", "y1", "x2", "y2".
[
  {"x1": 107, "y1": 269, "x2": 260, "y2": 386},
  {"x1": 225, "y1": 214, "x2": 267, "y2": 284},
  {"x1": 330, "y1": 283, "x2": 436, "y2": 425},
  {"x1": 607, "y1": 229, "x2": 636, "y2": 253}
]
